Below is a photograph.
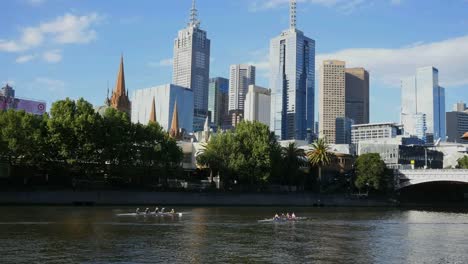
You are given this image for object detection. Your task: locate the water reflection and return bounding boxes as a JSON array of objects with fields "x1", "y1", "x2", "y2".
[{"x1": 0, "y1": 207, "x2": 467, "y2": 263}]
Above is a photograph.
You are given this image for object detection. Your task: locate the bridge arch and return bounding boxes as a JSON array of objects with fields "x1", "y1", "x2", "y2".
[{"x1": 395, "y1": 169, "x2": 468, "y2": 190}]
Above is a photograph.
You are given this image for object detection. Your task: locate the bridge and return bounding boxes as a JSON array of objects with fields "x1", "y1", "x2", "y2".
[{"x1": 395, "y1": 169, "x2": 468, "y2": 190}]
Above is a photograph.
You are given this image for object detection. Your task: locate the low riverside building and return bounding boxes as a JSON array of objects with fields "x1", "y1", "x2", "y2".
[
  {"x1": 358, "y1": 140, "x2": 443, "y2": 169},
  {"x1": 131, "y1": 84, "x2": 194, "y2": 133},
  {"x1": 351, "y1": 122, "x2": 403, "y2": 144},
  {"x1": 244, "y1": 85, "x2": 271, "y2": 127}
]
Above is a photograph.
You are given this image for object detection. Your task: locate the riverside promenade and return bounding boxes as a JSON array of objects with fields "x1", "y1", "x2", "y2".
[{"x1": 0, "y1": 191, "x2": 393, "y2": 207}]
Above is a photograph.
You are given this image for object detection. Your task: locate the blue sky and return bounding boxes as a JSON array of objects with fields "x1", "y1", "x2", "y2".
[{"x1": 1, "y1": 0, "x2": 467, "y2": 123}]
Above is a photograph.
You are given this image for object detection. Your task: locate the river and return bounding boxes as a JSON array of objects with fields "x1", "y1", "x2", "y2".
[{"x1": 0, "y1": 206, "x2": 467, "y2": 263}]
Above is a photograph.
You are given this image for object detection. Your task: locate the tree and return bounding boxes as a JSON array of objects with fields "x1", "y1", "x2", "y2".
[
  {"x1": 354, "y1": 153, "x2": 387, "y2": 192},
  {"x1": 457, "y1": 156, "x2": 468, "y2": 169},
  {"x1": 307, "y1": 138, "x2": 334, "y2": 192},
  {"x1": 197, "y1": 121, "x2": 280, "y2": 189},
  {"x1": 281, "y1": 143, "x2": 305, "y2": 186}
]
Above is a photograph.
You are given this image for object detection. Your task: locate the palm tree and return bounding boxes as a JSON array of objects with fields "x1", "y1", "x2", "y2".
[
  {"x1": 307, "y1": 138, "x2": 334, "y2": 192},
  {"x1": 281, "y1": 143, "x2": 306, "y2": 187}
]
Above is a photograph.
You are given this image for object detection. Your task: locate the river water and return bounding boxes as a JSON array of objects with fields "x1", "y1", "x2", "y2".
[{"x1": 0, "y1": 206, "x2": 467, "y2": 263}]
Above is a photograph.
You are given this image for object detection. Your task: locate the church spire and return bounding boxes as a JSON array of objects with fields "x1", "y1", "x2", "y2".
[
  {"x1": 110, "y1": 55, "x2": 131, "y2": 115},
  {"x1": 290, "y1": 0, "x2": 297, "y2": 30},
  {"x1": 169, "y1": 100, "x2": 180, "y2": 139},
  {"x1": 189, "y1": 0, "x2": 200, "y2": 28},
  {"x1": 149, "y1": 96, "x2": 157, "y2": 124}
]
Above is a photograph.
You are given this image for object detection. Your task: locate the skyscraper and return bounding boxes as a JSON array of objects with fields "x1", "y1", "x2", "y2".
[
  {"x1": 244, "y1": 85, "x2": 271, "y2": 127},
  {"x1": 446, "y1": 102, "x2": 468, "y2": 143},
  {"x1": 270, "y1": 0, "x2": 315, "y2": 140},
  {"x1": 345, "y1": 68, "x2": 369, "y2": 125},
  {"x1": 172, "y1": 0, "x2": 210, "y2": 132},
  {"x1": 319, "y1": 60, "x2": 346, "y2": 144},
  {"x1": 110, "y1": 55, "x2": 131, "y2": 116},
  {"x1": 401, "y1": 66, "x2": 446, "y2": 142},
  {"x1": 0, "y1": 83, "x2": 15, "y2": 98},
  {"x1": 208, "y1": 77, "x2": 229, "y2": 128},
  {"x1": 229, "y1": 64, "x2": 255, "y2": 126}
]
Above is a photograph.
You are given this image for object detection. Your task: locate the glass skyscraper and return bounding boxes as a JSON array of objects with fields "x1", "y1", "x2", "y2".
[
  {"x1": 208, "y1": 77, "x2": 229, "y2": 128},
  {"x1": 172, "y1": 1, "x2": 210, "y2": 132},
  {"x1": 269, "y1": 1, "x2": 315, "y2": 140},
  {"x1": 401, "y1": 66, "x2": 446, "y2": 142}
]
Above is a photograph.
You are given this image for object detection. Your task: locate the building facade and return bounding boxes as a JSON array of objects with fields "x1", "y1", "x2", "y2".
[
  {"x1": 0, "y1": 84, "x2": 15, "y2": 98},
  {"x1": 131, "y1": 84, "x2": 194, "y2": 133},
  {"x1": 446, "y1": 111, "x2": 468, "y2": 143},
  {"x1": 208, "y1": 77, "x2": 229, "y2": 127},
  {"x1": 401, "y1": 112, "x2": 427, "y2": 142},
  {"x1": 345, "y1": 68, "x2": 369, "y2": 125},
  {"x1": 270, "y1": 0, "x2": 315, "y2": 140},
  {"x1": 319, "y1": 60, "x2": 345, "y2": 143},
  {"x1": 351, "y1": 122, "x2": 403, "y2": 144},
  {"x1": 453, "y1": 101, "x2": 467, "y2": 112},
  {"x1": 229, "y1": 64, "x2": 255, "y2": 126},
  {"x1": 335, "y1": 117, "x2": 353, "y2": 144},
  {"x1": 244, "y1": 85, "x2": 271, "y2": 127},
  {"x1": 0, "y1": 83, "x2": 46, "y2": 115},
  {"x1": 401, "y1": 66, "x2": 446, "y2": 142},
  {"x1": 172, "y1": 1, "x2": 210, "y2": 132}
]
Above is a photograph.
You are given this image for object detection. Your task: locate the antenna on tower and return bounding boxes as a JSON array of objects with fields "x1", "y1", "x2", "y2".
[
  {"x1": 189, "y1": 0, "x2": 200, "y2": 28},
  {"x1": 290, "y1": 0, "x2": 297, "y2": 30}
]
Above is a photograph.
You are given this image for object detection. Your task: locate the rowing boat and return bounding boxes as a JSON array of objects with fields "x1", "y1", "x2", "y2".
[
  {"x1": 258, "y1": 217, "x2": 306, "y2": 223},
  {"x1": 117, "y1": 212, "x2": 183, "y2": 217}
]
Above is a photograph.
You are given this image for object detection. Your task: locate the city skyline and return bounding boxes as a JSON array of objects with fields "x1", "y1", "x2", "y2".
[{"x1": 1, "y1": 0, "x2": 467, "y2": 124}]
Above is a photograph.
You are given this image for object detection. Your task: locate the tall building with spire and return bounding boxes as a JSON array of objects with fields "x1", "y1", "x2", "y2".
[
  {"x1": 110, "y1": 55, "x2": 131, "y2": 116},
  {"x1": 270, "y1": 0, "x2": 315, "y2": 140},
  {"x1": 172, "y1": 0, "x2": 211, "y2": 132}
]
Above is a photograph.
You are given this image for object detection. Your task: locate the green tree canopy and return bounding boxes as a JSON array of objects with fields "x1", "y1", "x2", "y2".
[
  {"x1": 355, "y1": 153, "x2": 387, "y2": 191},
  {"x1": 457, "y1": 156, "x2": 468, "y2": 169}
]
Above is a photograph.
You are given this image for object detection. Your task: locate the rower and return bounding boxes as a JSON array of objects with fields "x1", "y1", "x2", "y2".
[
  {"x1": 161, "y1": 208, "x2": 165, "y2": 213},
  {"x1": 136, "y1": 208, "x2": 140, "y2": 214},
  {"x1": 274, "y1": 214, "x2": 279, "y2": 220},
  {"x1": 154, "y1": 207, "x2": 159, "y2": 213},
  {"x1": 145, "y1": 208, "x2": 150, "y2": 214},
  {"x1": 291, "y1": 213, "x2": 296, "y2": 219},
  {"x1": 170, "y1": 209, "x2": 175, "y2": 214},
  {"x1": 286, "y1": 213, "x2": 291, "y2": 219}
]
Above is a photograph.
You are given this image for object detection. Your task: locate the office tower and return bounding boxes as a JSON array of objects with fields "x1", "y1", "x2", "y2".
[
  {"x1": 229, "y1": 64, "x2": 255, "y2": 126},
  {"x1": 446, "y1": 108, "x2": 468, "y2": 143},
  {"x1": 109, "y1": 55, "x2": 132, "y2": 116},
  {"x1": 172, "y1": 0, "x2": 210, "y2": 132},
  {"x1": 335, "y1": 117, "x2": 354, "y2": 144},
  {"x1": 244, "y1": 85, "x2": 271, "y2": 126},
  {"x1": 270, "y1": 0, "x2": 315, "y2": 140},
  {"x1": 345, "y1": 68, "x2": 369, "y2": 125},
  {"x1": 0, "y1": 83, "x2": 15, "y2": 97},
  {"x1": 208, "y1": 77, "x2": 229, "y2": 127},
  {"x1": 401, "y1": 66, "x2": 446, "y2": 142},
  {"x1": 131, "y1": 84, "x2": 194, "y2": 133},
  {"x1": 401, "y1": 112, "x2": 427, "y2": 142},
  {"x1": 319, "y1": 60, "x2": 346, "y2": 144},
  {"x1": 453, "y1": 101, "x2": 467, "y2": 112}
]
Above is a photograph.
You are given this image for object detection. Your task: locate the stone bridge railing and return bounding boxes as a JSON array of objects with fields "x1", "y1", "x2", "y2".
[{"x1": 395, "y1": 169, "x2": 468, "y2": 189}]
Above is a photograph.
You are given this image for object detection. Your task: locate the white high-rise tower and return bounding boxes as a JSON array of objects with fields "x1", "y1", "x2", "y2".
[
  {"x1": 228, "y1": 64, "x2": 256, "y2": 126},
  {"x1": 270, "y1": 0, "x2": 315, "y2": 140},
  {"x1": 172, "y1": 0, "x2": 211, "y2": 132}
]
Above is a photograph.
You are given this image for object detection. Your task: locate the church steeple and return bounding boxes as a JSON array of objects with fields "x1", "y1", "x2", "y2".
[
  {"x1": 110, "y1": 55, "x2": 131, "y2": 115},
  {"x1": 169, "y1": 100, "x2": 180, "y2": 139},
  {"x1": 149, "y1": 96, "x2": 157, "y2": 124}
]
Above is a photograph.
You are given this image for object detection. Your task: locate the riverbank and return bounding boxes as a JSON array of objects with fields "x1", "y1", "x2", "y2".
[{"x1": 0, "y1": 191, "x2": 395, "y2": 207}]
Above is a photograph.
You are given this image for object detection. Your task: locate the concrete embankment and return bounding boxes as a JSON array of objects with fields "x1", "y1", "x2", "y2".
[{"x1": 0, "y1": 191, "x2": 394, "y2": 207}]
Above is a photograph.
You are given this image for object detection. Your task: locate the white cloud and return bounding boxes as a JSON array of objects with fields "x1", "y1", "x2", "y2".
[
  {"x1": 27, "y1": 0, "x2": 45, "y2": 5},
  {"x1": 148, "y1": 58, "x2": 173, "y2": 67},
  {"x1": 249, "y1": 0, "x2": 399, "y2": 12},
  {"x1": 316, "y1": 35, "x2": 468, "y2": 88},
  {"x1": 0, "y1": 12, "x2": 101, "y2": 53},
  {"x1": 42, "y1": 50, "x2": 62, "y2": 63},
  {"x1": 16, "y1": 54, "x2": 36, "y2": 63}
]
